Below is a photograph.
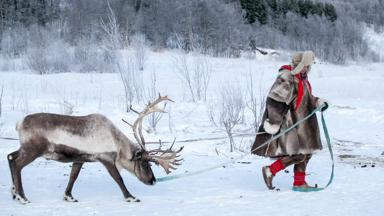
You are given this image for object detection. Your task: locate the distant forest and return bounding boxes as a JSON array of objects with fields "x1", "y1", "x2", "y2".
[{"x1": 0, "y1": 0, "x2": 382, "y2": 72}]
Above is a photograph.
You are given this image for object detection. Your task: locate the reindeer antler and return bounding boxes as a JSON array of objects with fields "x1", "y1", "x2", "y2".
[
  {"x1": 124, "y1": 95, "x2": 173, "y2": 150},
  {"x1": 122, "y1": 95, "x2": 183, "y2": 173},
  {"x1": 147, "y1": 140, "x2": 184, "y2": 174}
]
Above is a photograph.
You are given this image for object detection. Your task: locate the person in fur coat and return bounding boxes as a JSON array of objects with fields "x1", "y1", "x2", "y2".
[{"x1": 251, "y1": 51, "x2": 328, "y2": 190}]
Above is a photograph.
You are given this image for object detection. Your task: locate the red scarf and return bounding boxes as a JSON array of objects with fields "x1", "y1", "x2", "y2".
[{"x1": 279, "y1": 65, "x2": 312, "y2": 111}]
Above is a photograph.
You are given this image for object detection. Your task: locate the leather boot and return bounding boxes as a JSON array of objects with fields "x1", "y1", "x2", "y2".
[
  {"x1": 262, "y1": 166, "x2": 275, "y2": 190},
  {"x1": 292, "y1": 182, "x2": 318, "y2": 189}
]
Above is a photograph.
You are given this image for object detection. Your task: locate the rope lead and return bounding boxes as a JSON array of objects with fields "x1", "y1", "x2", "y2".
[{"x1": 157, "y1": 104, "x2": 334, "y2": 192}]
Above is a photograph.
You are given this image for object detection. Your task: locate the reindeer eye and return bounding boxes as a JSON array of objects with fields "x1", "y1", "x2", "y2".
[
  {"x1": 142, "y1": 161, "x2": 150, "y2": 168},
  {"x1": 131, "y1": 151, "x2": 142, "y2": 161}
]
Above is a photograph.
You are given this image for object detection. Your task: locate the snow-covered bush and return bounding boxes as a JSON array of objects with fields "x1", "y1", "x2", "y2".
[
  {"x1": 0, "y1": 25, "x2": 28, "y2": 57},
  {"x1": 174, "y1": 52, "x2": 212, "y2": 102},
  {"x1": 245, "y1": 71, "x2": 266, "y2": 132},
  {"x1": 116, "y1": 52, "x2": 144, "y2": 111},
  {"x1": 209, "y1": 82, "x2": 245, "y2": 152},
  {"x1": 26, "y1": 47, "x2": 50, "y2": 75},
  {"x1": 26, "y1": 40, "x2": 71, "y2": 74},
  {"x1": 74, "y1": 42, "x2": 111, "y2": 73},
  {"x1": 145, "y1": 72, "x2": 167, "y2": 133},
  {"x1": 132, "y1": 34, "x2": 147, "y2": 71},
  {"x1": 0, "y1": 85, "x2": 3, "y2": 118},
  {"x1": 46, "y1": 40, "x2": 71, "y2": 73}
]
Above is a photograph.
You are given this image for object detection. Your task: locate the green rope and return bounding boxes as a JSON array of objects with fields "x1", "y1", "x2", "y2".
[
  {"x1": 157, "y1": 104, "x2": 333, "y2": 192},
  {"x1": 292, "y1": 111, "x2": 334, "y2": 192}
]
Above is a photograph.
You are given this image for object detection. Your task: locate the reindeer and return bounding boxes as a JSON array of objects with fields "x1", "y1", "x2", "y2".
[{"x1": 7, "y1": 95, "x2": 182, "y2": 204}]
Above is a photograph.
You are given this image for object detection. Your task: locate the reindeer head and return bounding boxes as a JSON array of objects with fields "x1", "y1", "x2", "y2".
[{"x1": 124, "y1": 95, "x2": 183, "y2": 185}]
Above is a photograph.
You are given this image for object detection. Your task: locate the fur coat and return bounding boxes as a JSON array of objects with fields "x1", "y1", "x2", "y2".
[{"x1": 251, "y1": 65, "x2": 322, "y2": 157}]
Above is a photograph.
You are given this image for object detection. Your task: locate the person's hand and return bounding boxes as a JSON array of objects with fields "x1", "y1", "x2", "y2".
[
  {"x1": 263, "y1": 119, "x2": 280, "y2": 135},
  {"x1": 316, "y1": 98, "x2": 329, "y2": 111}
]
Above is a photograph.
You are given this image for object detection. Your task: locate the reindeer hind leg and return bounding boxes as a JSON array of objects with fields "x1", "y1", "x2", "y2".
[
  {"x1": 11, "y1": 148, "x2": 42, "y2": 204},
  {"x1": 7, "y1": 150, "x2": 20, "y2": 199},
  {"x1": 64, "y1": 162, "x2": 84, "y2": 202}
]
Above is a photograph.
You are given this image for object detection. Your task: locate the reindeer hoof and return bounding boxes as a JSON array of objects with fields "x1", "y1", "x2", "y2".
[
  {"x1": 11, "y1": 185, "x2": 16, "y2": 199},
  {"x1": 64, "y1": 194, "x2": 78, "y2": 202},
  {"x1": 14, "y1": 194, "x2": 30, "y2": 204},
  {"x1": 125, "y1": 197, "x2": 140, "y2": 202}
]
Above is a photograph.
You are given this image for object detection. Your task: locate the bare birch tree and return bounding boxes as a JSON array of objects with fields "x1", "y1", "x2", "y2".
[
  {"x1": 26, "y1": 47, "x2": 50, "y2": 75},
  {"x1": 100, "y1": 1, "x2": 121, "y2": 66},
  {"x1": 209, "y1": 82, "x2": 245, "y2": 152},
  {"x1": 246, "y1": 71, "x2": 266, "y2": 132},
  {"x1": 194, "y1": 55, "x2": 212, "y2": 101},
  {"x1": 145, "y1": 72, "x2": 166, "y2": 133},
  {"x1": 117, "y1": 53, "x2": 143, "y2": 112},
  {"x1": 0, "y1": 85, "x2": 3, "y2": 118},
  {"x1": 174, "y1": 52, "x2": 212, "y2": 102},
  {"x1": 100, "y1": 1, "x2": 144, "y2": 111},
  {"x1": 132, "y1": 33, "x2": 147, "y2": 71}
]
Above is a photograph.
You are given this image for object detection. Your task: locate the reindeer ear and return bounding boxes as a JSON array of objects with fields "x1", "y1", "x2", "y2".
[{"x1": 131, "y1": 150, "x2": 142, "y2": 161}]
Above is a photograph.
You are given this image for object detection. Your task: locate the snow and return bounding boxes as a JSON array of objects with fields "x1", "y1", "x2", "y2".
[{"x1": 0, "y1": 50, "x2": 383, "y2": 215}]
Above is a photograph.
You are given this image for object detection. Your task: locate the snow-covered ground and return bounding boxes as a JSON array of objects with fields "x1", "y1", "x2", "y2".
[{"x1": 0, "y1": 50, "x2": 383, "y2": 215}]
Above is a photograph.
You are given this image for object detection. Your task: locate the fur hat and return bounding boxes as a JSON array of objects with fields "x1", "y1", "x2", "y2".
[{"x1": 291, "y1": 51, "x2": 315, "y2": 75}]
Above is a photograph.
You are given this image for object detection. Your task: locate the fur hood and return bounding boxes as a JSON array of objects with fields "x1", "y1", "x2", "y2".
[{"x1": 291, "y1": 51, "x2": 315, "y2": 75}]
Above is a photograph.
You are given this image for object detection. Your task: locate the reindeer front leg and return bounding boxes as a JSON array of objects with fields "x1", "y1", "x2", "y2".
[
  {"x1": 64, "y1": 162, "x2": 84, "y2": 202},
  {"x1": 99, "y1": 159, "x2": 140, "y2": 202}
]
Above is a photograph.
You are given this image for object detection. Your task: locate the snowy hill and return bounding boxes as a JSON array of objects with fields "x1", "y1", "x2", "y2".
[{"x1": 0, "y1": 51, "x2": 383, "y2": 215}]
